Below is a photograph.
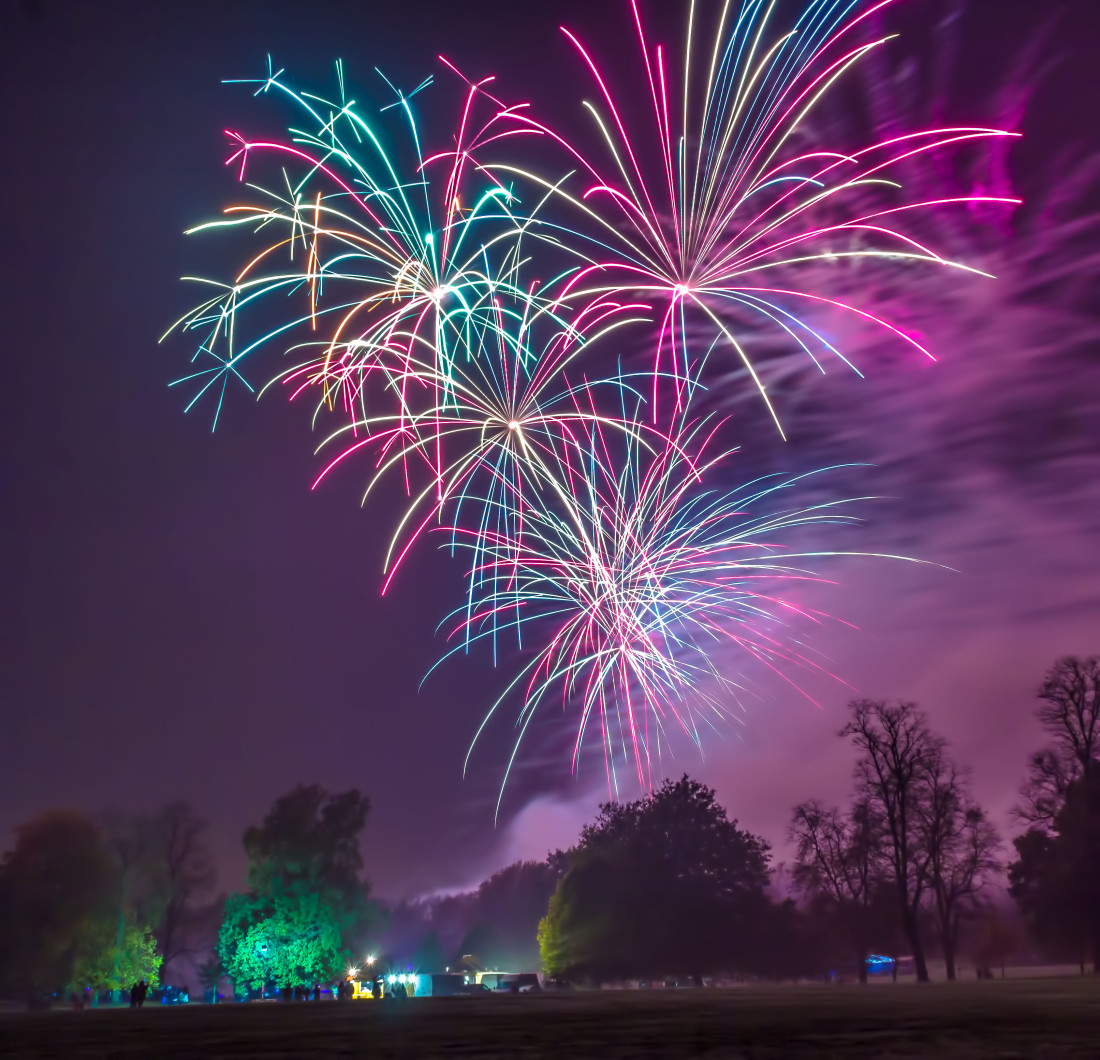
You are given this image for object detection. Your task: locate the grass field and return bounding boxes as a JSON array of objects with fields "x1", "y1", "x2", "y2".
[{"x1": 3, "y1": 978, "x2": 1099, "y2": 1058}]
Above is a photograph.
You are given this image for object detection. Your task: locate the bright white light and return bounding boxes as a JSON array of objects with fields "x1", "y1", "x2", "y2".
[
  {"x1": 366, "y1": 954, "x2": 375, "y2": 965},
  {"x1": 507, "y1": 420, "x2": 521, "y2": 430}
]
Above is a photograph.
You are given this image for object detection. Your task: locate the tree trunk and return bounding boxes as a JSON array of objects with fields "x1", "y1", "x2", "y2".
[
  {"x1": 903, "y1": 908, "x2": 929, "y2": 982},
  {"x1": 941, "y1": 924, "x2": 957, "y2": 982}
]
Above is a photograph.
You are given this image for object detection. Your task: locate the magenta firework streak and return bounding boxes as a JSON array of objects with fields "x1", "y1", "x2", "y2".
[
  {"x1": 480, "y1": 0, "x2": 1018, "y2": 434},
  {"x1": 164, "y1": 1, "x2": 1012, "y2": 798}
]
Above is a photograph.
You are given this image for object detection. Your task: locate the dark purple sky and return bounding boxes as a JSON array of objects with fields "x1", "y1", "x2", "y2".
[{"x1": 2, "y1": 0, "x2": 1097, "y2": 900}]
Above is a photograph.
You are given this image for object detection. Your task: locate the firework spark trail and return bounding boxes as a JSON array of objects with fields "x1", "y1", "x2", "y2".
[
  {"x1": 289, "y1": 285, "x2": 657, "y2": 605},
  {"x1": 441, "y1": 400, "x2": 925, "y2": 811},
  {"x1": 476, "y1": 0, "x2": 1015, "y2": 436},
  {"x1": 161, "y1": 1, "x2": 1022, "y2": 802},
  {"x1": 162, "y1": 57, "x2": 554, "y2": 462},
  {"x1": 714, "y1": 8, "x2": 1100, "y2": 525}
]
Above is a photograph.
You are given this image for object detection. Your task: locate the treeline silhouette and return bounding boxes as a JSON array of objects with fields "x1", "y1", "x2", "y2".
[{"x1": 1, "y1": 655, "x2": 1096, "y2": 1001}]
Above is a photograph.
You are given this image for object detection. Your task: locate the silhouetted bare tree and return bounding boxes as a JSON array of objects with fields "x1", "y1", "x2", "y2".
[
  {"x1": 149, "y1": 803, "x2": 217, "y2": 977},
  {"x1": 917, "y1": 746, "x2": 1002, "y2": 980},
  {"x1": 840, "y1": 700, "x2": 943, "y2": 982},
  {"x1": 789, "y1": 798, "x2": 888, "y2": 983},
  {"x1": 1018, "y1": 656, "x2": 1100, "y2": 827},
  {"x1": 103, "y1": 803, "x2": 217, "y2": 980}
]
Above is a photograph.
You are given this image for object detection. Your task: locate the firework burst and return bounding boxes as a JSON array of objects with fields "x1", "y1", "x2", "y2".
[
  {"x1": 481, "y1": 0, "x2": 1016, "y2": 435},
  {"x1": 443, "y1": 406, "x2": 920, "y2": 809},
  {"x1": 162, "y1": 0, "x2": 1020, "y2": 800},
  {"x1": 163, "y1": 57, "x2": 547, "y2": 439}
]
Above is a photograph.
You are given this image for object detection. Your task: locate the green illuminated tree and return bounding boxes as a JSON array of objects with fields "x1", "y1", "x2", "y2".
[
  {"x1": 536, "y1": 847, "x2": 637, "y2": 980},
  {"x1": 536, "y1": 892, "x2": 566, "y2": 975},
  {"x1": 71, "y1": 918, "x2": 162, "y2": 992},
  {"x1": 218, "y1": 785, "x2": 377, "y2": 992}
]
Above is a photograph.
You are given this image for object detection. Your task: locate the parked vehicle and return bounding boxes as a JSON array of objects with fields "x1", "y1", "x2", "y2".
[{"x1": 494, "y1": 974, "x2": 541, "y2": 994}]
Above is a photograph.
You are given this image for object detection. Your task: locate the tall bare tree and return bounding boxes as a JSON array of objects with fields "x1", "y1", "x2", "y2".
[
  {"x1": 148, "y1": 803, "x2": 217, "y2": 978},
  {"x1": 917, "y1": 746, "x2": 1002, "y2": 980},
  {"x1": 1018, "y1": 656, "x2": 1100, "y2": 827},
  {"x1": 840, "y1": 700, "x2": 943, "y2": 982},
  {"x1": 103, "y1": 803, "x2": 216, "y2": 981},
  {"x1": 789, "y1": 798, "x2": 888, "y2": 982}
]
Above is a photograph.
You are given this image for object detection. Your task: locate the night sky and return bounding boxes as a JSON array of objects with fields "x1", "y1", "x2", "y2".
[{"x1": 3, "y1": 0, "x2": 1098, "y2": 900}]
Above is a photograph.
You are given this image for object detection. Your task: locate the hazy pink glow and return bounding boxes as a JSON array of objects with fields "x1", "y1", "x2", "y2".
[
  {"x1": 169, "y1": 2, "x2": 1095, "y2": 849},
  {"x1": 469, "y1": 502, "x2": 1099, "y2": 893}
]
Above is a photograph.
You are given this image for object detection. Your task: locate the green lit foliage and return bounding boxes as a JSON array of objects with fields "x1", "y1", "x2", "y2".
[
  {"x1": 219, "y1": 889, "x2": 353, "y2": 989},
  {"x1": 219, "y1": 894, "x2": 280, "y2": 990},
  {"x1": 536, "y1": 891, "x2": 565, "y2": 975},
  {"x1": 218, "y1": 785, "x2": 377, "y2": 991},
  {"x1": 537, "y1": 849, "x2": 630, "y2": 978},
  {"x1": 71, "y1": 918, "x2": 162, "y2": 991}
]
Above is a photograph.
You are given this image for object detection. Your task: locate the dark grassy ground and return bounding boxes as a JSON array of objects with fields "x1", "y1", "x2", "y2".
[{"x1": 2, "y1": 978, "x2": 1099, "y2": 1058}]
